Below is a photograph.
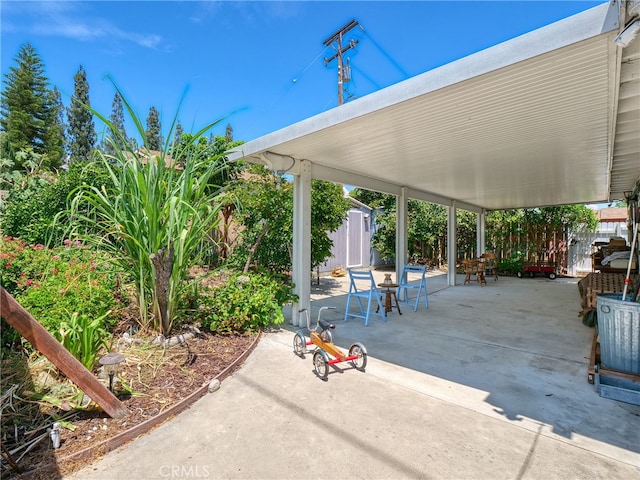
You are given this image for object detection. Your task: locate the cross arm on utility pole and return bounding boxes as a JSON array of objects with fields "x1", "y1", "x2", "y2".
[
  {"x1": 322, "y1": 19, "x2": 359, "y2": 47},
  {"x1": 322, "y1": 19, "x2": 360, "y2": 106},
  {"x1": 324, "y1": 39, "x2": 358, "y2": 66}
]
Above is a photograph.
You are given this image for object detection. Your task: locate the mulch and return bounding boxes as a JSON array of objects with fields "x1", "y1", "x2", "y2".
[{"x1": 4, "y1": 332, "x2": 258, "y2": 479}]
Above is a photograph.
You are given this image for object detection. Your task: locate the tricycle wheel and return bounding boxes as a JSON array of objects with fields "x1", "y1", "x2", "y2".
[
  {"x1": 548, "y1": 272, "x2": 557, "y2": 280},
  {"x1": 293, "y1": 331, "x2": 306, "y2": 357},
  {"x1": 313, "y1": 350, "x2": 329, "y2": 381},
  {"x1": 516, "y1": 271, "x2": 523, "y2": 278},
  {"x1": 348, "y1": 343, "x2": 367, "y2": 371}
]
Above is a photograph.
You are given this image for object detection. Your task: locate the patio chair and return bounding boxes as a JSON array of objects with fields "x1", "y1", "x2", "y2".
[
  {"x1": 463, "y1": 259, "x2": 486, "y2": 286},
  {"x1": 397, "y1": 264, "x2": 429, "y2": 311},
  {"x1": 344, "y1": 269, "x2": 386, "y2": 326},
  {"x1": 480, "y1": 252, "x2": 498, "y2": 281}
]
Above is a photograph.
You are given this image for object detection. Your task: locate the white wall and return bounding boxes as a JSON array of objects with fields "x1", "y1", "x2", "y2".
[{"x1": 570, "y1": 221, "x2": 629, "y2": 274}]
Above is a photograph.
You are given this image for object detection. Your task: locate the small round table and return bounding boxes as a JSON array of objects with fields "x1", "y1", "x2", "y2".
[{"x1": 377, "y1": 283, "x2": 402, "y2": 315}]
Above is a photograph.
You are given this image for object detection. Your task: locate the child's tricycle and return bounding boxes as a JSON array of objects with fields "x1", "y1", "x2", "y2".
[{"x1": 294, "y1": 307, "x2": 367, "y2": 381}]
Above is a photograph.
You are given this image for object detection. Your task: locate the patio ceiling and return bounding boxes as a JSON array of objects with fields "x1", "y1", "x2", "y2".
[{"x1": 229, "y1": 2, "x2": 640, "y2": 212}]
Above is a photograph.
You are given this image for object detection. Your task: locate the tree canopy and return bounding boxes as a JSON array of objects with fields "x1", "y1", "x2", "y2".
[
  {"x1": 0, "y1": 42, "x2": 64, "y2": 170},
  {"x1": 228, "y1": 166, "x2": 351, "y2": 273},
  {"x1": 350, "y1": 187, "x2": 598, "y2": 266},
  {"x1": 100, "y1": 92, "x2": 128, "y2": 156},
  {"x1": 67, "y1": 65, "x2": 96, "y2": 163},
  {"x1": 145, "y1": 106, "x2": 163, "y2": 150}
]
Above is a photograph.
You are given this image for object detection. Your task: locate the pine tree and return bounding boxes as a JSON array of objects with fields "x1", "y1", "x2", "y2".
[
  {"x1": 225, "y1": 123, "x2": 234, "y2": 142},
  {"x1": 0, "y1": 42, "x2": 60, "y2": 170},
  {"x1": 67, "y1": 65, "x2": 96, "y2": 163},
  {"x1": 174, "y1": 121, "x2": 183, "y2": 145},
  {"x1": 145, "y1": 106, "x2": 163, "y2": 151},
  {"x1": 44, "y1": 86, "x2": 66, "y2": 169},
  {"x1": 101, "y1": 92, "x2": 128, "y2": 156}
]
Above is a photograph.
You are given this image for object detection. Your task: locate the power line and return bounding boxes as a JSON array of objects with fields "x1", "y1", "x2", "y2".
[
  {"x1": 321, "y1": 20, "x2": 410, "y2": 106},
  {"x1": 350, "y1": 63, "x2": 382, "y2": 91},
  {"x1": 360, "y1": 26, "x2": 410, "y2": 79},
  {"x1": 263, "y1": 45, "x2": 331, "y2": 112},
  {"x1": 294, "y1": 45, "x2": 332, "y2": 84}
]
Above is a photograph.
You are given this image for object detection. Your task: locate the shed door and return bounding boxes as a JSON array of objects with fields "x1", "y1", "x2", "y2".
[{"x1": 347, "y1": 210, "x2": 363, "y2": 267}]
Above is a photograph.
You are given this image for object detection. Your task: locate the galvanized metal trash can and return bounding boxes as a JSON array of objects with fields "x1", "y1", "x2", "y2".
[{"x1": 597, "y1": 293, "x2": 640, "y2": 374}]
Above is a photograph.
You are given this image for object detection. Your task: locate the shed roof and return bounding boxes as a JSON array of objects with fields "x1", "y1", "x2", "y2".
[
  {"x1": 229, "y1": 2, "x2": 640, "y2": 213},
  {"x1": 596, "y1": 207, "x2": 628, "y2": 222}
]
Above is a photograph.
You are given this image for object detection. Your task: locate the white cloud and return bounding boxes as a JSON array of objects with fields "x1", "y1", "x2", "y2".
[
  {"x1": 189, "y1": 0, "x2": 302, "y2": 26},
  {"x1": 5, "y1": 1, "x2": 167, "y2": 51}
]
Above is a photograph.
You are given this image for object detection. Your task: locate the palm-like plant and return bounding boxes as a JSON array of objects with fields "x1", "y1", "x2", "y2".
[{"x1": 67, "y1": 85, "x2": 227, "y2": 336}]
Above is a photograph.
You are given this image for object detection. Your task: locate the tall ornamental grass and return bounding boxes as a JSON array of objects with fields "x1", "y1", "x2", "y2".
[{"x1": 66, "y1": 85, "x2": 227, "y2": 336}]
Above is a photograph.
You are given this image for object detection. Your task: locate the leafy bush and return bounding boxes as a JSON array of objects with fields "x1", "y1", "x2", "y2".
[
  {"x1": 66, "y1": 92, "x2": 229, "y2": 336},
  {"x1": 198, "y1": 272, "x2": 296, "y2": 333},
  {"x1": 0, "y1": 161, "x2": 109, "y2": 246},
  {"x1": 497, "y1": 256, "x2": 525, "y2": 275},
  {"x1": 0, "y1": 236, "x2": 124, "y2": 346},
  {"x1": 227, "y1": 169, "x2": 350, "y2": 274},
  {"x1": 55, "y1": 310, "x2": 112, "y2": 370},
  {"x1": 0, "y1": 236, "x2": 35, "y2": 294}
]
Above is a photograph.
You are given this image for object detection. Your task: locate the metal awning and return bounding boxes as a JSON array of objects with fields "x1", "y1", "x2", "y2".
[
  {"x1": 228, "y1": 1, "x2": 640, "y2": 324},
  {"x1": 229, "y1": 2, "x2": 640, "y2": 211}
]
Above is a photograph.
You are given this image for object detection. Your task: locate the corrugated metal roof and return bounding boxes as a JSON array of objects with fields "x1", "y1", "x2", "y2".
[
  {"x1": 229, "y1": 2, "x2": 640, "y2": 212},
  {"x1": 610, "y1": 9, "x2": 640, "y2": 201}
]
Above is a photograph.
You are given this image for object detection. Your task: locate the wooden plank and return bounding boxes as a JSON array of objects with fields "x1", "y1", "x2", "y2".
[
  {"x1": 310, "y1": 331, "x2": 344, "y2": 360},
  {"x1": 0, "y1": 287, "x2": 128, "y2": 419},
  {"x1": 587, "y1": 330, "x2": 598, "y2": 384},
  {"x1": 598, "y1": 366, "x2": 640, "y2": 384}
]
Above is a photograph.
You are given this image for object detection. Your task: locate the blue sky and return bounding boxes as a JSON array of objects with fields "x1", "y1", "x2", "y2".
[{"x1": 1, "y1": 1, "x2": 604, "y2": 144}]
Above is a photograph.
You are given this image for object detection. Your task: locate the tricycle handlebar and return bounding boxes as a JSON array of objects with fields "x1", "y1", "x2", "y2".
[{"x1": 298, "y1": 306, "x2": 336, "y2": 331}]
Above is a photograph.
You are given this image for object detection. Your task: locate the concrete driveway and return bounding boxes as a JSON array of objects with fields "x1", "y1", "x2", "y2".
[{"x1": 66, "y1": 273, "x2": 640, "y2": 479}]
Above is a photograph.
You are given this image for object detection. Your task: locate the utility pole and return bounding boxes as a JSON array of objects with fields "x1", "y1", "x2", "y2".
[{"x1": 323, "y1": 19, "x2": 360, "y2": 106}]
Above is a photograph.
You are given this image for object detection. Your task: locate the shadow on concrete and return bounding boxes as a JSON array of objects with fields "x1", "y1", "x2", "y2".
[
  {"x1": 283, "y1": 270, "x2": 640, "y2": 459},
  {"x1": 234, "y1": 373, "x2": 430, "y2": 479}
]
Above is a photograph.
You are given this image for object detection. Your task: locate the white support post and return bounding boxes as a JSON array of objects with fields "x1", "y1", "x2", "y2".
[
  {"x1": 477, "y1": 210, "x2": 486, "y2": 257},
  {"x1": 447, "y1": 203, "x2": 458, "y2": 286},
  {"x1": 396, "y1": 187, "x2": 408, "y2": 282},
  {"x1": 291, "y1": 160, "x2": 312, "y2": 326}
]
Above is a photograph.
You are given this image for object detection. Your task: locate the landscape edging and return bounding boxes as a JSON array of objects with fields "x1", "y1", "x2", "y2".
[{"x1": 16, "y1": 331, "x2": 263, "y2": 479}]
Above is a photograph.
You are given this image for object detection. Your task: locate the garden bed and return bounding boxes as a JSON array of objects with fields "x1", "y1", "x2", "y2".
[{"x1": 2, "y1": 331, "x2": 258, "y2": 479}]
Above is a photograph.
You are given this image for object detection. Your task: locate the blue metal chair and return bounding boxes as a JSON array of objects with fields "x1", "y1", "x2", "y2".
[
  {"x1": 344, "y1": 270, "x2": 386, "y2": 326},
  {"x1": 397, "y1": 264, "x2": 429, "y2": 311}
]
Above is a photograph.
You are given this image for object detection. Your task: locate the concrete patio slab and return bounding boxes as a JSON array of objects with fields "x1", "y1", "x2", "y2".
[{"x1": 66, "y1": 273, "x2": 640, "y2": 479}]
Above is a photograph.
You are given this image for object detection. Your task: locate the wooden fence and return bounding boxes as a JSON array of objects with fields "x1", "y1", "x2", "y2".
[
  {"x1": 414, "y1": 224, "x2": 569, "y2": 273},
  {"x1": 487, "y1": 224, "x2": 568, "y2": 273}
]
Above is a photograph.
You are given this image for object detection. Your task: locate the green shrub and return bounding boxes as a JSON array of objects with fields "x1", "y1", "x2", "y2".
[
  {"x1": 0, "y1": 162, "x2": 109, "y2": 246},
  {"x1": 55, "y1": 310, "x2": 112, "y2": 370},
  {"x1": 0, "y1": 236, "x2": 124, "y2": 346},
  {"x1": 198, "y1": 272, "x2": 296, "y2": 334},
  {"x1": 498, "y1": 255, "x2": 525, "y2": 275},
  {"x1": 0, "y1": 236, "x2": 33, "y2": 294}
]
